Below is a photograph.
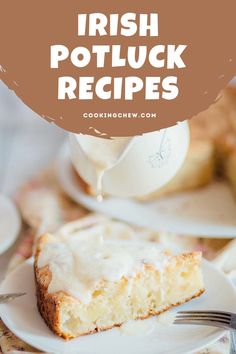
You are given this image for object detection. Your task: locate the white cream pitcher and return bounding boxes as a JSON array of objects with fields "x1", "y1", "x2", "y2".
[{"x1": 69, "y1": 121, "x2": 189, "y2": 198}]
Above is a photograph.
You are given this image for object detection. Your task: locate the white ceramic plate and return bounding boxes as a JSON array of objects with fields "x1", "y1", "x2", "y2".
[
  {"x1": 57, "y1": 154, "x2": 236, "y2": 238},
  {"x1": 0, "y1": 195, "x2": 21, "y2": 254},
  {"x1": 0, "y1": 258, "x2": 235, "y2": 354}
]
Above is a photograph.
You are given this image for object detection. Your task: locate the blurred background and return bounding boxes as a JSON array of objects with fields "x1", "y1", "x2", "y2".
[
  {"x1": 1, "y1": 78, "x2": 236, "y2": 196},
  {"x1": 0, "y1": 81, "x2": 65, "y2": 195},
  {"x1": 0, "y1": 82, "x2": 65, "y2": 276}
]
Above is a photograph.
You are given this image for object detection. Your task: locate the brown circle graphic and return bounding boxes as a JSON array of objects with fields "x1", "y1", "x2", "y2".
[{"x1": 0, "y1": 0, "x2": 236, "y2": 136}]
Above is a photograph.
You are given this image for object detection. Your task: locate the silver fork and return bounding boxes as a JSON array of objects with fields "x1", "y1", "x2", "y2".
[
  {"x1": 175, "y1": 310, "x2": 236, "y2": 330},
  {"x1": 0, "y1": 293, "x2": 26, "y2": 304},
  {"x1": 175, "y1": 311, "x2": 236, "y2": 353}
]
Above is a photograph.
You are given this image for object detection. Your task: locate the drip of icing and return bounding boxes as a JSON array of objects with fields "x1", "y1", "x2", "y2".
[
  {"x1": 120, "y1": 319, "x2": 155, "y2": 336},
  {"x1": 157, "y1": 312, "x2": 176, "y2": 326},
  {"x1": 37, "y1": 220, "x2": 170, "y2": 303},
  {"x1": 96, "y1": 169, "x2": 105, "y2": 202}
]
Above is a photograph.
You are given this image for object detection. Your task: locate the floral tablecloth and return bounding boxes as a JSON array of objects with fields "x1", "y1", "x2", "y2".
[{"x1": 0, "y1": 166, "x2": 235, "y2": 354}]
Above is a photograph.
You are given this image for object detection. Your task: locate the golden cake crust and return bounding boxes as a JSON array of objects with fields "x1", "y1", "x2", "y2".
[{"x1": 34, "y1": 234, "x2": 204, "y2": 340}]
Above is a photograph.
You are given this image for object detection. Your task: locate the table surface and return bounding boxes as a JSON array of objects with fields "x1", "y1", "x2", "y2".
[{"x1": 0, "y1": 81, "x2": 66, "y2": 278}]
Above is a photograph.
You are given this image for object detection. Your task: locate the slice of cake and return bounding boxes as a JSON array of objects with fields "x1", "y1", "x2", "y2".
[{"x1": 34, "y1": 215, "x2": 204, "y2": 340}]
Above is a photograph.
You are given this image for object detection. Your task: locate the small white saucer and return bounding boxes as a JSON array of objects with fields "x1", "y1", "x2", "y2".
[
  {"x1": 0, "y1": 195, "x2": 21, "y2": 255},
  {"x1": 0, "y1": 258, "x2": 235, "y2": 354}
]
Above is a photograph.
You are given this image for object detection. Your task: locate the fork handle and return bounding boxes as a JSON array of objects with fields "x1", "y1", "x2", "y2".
[{"x1": 230, "y1": 331, "x2": 236, "y2": 354}]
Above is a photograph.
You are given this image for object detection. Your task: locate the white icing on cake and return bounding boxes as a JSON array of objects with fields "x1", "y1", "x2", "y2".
[{"x1": 37, "y1": 217, "x2": 170, "y2": 302}]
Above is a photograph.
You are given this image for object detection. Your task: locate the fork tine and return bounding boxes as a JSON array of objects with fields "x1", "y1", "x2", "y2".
[
  {"x1": 176, "y1": 311, "x2": 233, "y2": 318},
  {"x1": 0, "y1": 293, "x2": 26, "y2": 304},
  {"x1": 175, "y1": 317, "x2": 230, "y2": 324},
  {"x1": 174, "y1": 318, "x2": 229, "y2": 329},
  {"x1": 176, "y1": 314, "x2": 231, "y2": 321},
  {"x1": 1, "y1": 292, "x2": 26, "y2": 298}
]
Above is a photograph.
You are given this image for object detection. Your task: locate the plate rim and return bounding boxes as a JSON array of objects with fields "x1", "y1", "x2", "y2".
[
  {"x1": 0, "y1": 258, "x2": 233, "y2": 354},
  {"x1": 0, "y1": 194, "x2": 21, "y2": 255},
  {"x1": 57, "y1": 152, "x2": 236, "y2": 239}
]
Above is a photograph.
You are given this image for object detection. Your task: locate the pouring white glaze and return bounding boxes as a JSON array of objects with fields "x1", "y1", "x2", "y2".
[
  {"x1": 69, "y1": 121, "x2": 190, "y2": 198},
  {"x1": 72, "y1": 135, "x2": 134, "y2": 201},
  {"x1": 37, "y1": 219, "x2": 170, "y2": 303}
]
